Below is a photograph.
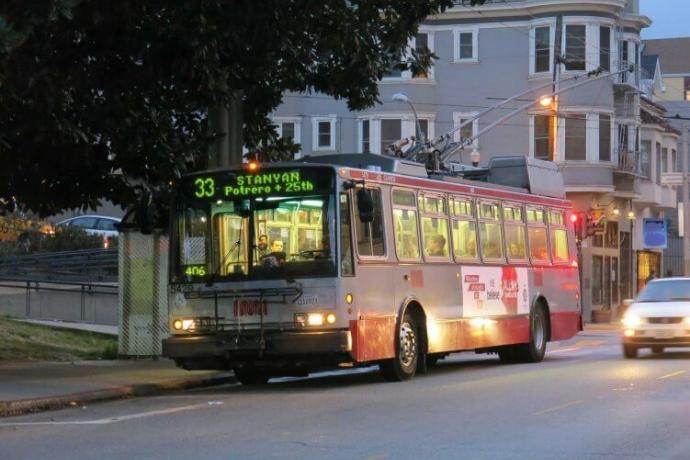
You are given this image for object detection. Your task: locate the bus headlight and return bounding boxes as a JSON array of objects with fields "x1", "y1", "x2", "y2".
[
  {"x1": 294, "y1": 312, "x2": 336, "y2": 327},
  {"x1": 172, "y1": 318, "x2": 196, "y2": 331}
]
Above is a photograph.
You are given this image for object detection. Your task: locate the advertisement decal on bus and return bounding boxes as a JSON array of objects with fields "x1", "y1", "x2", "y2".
[{"x1": 461, "y1": 266, "x2": 530, "y2": 316}]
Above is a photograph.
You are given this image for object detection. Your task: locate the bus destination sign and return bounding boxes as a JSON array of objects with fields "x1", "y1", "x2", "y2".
[{"x1": 188, "y1": 168, "x2": 330, "y2": 200}]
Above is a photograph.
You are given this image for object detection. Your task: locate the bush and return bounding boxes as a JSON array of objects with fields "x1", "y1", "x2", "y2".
[{"x1": 15, "y1": 226, "x2": 107, "y2": 254}]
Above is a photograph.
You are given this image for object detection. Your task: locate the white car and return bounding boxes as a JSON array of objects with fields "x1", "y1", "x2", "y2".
[
  {"x1": 621, "y1": 277, "x2": 690, "y2": 358},
  {"x1": 57, "y1": 215, "x2": 121, "y2": 247}
]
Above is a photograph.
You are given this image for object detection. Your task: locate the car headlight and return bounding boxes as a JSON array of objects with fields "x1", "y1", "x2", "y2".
[
  {"x1": 684, "y1": 317, "x2": 690, "y2": 326},
  {"x1": 622, "y1": 313, "x2": 643, "y2": 328}
]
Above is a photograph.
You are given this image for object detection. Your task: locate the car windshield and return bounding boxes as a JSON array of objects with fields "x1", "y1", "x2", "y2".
[
  {"x1": 636, "y1": 279, "x2": 690, "y2": 302},
  {"x1": 171, "y1": 167, "x2": 336, "y2": 283}
]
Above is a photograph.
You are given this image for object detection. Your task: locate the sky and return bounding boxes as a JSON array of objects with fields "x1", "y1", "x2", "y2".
[{"x1": 640, "y1": 0, "x2": 690, "y2": 39}]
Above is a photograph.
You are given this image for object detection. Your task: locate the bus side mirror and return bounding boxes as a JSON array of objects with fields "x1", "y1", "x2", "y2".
[{"x1": 356, "y1": 189, "x2": 374, "y2": 223}]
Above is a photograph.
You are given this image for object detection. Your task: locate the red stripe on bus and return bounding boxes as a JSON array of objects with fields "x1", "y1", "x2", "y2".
[
  {"x1": 345, "y1": 169, "x2": 570, "y2": 208},
  {"x1": 549, "y1": 311, "x2": 582, "y2": 341},
  {"x1": 350, "y1": 311, "x2": 581, "y2": 363},
  {"x1": 350, "y1": 317, "x2": 396, "y2": 362}
]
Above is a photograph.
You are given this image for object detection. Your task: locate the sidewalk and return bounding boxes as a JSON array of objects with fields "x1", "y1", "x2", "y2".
[
  {"x1": 0, "y1": 359, "x2": 234, "y2": 418},
  {"x1": 18, "y1": 318, "x2": 118, "y2": 335}
]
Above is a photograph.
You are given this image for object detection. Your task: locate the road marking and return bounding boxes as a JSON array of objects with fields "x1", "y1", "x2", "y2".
[
  {"x1": 534, "y1": 400, "x2": 584, "y2": 416},
  {"x1": 0, "y1": 402, "x2": 215, "y2": 427},
  {"x1": 658, "y1": 370, "x2": 686, "y2": 380},
  {"x1": 549, "y1": 347, "x2": 580, "y2": 354}
]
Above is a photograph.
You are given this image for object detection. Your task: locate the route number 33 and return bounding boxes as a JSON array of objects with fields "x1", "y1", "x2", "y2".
[{"x1": 194, "y1": 178, "x2": 215, "y2": 198}]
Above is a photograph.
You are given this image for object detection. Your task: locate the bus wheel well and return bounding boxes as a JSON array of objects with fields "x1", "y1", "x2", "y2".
[
  {"x1": 535, "y1": 297, "x2": 551, "y2": 342},
  {"x1": 403, "y1": 301, "x2": 427, "y2": 357}
]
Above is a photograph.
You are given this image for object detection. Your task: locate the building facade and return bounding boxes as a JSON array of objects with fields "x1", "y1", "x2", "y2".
[{"x1": 272, "y1": 0, "x2": 678, "y2": 320}]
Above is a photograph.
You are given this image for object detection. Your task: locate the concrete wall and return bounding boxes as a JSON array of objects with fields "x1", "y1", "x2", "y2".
[{"x1": 0, "y1": 284, "x2": 118, "y2": 325}]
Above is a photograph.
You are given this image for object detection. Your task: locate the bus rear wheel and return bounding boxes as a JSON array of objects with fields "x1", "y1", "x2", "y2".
[
  {"x1": 380, "y1": 314, "x2": 419, "y2": 381},
  {"x1": 499, "y1": 304, "x2": 548, "y2": 364}
]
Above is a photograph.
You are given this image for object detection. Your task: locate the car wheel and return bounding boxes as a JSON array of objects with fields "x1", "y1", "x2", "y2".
[
  {"x1": 651, "y1": 346, "x2": 664, "y2": 354},
  {"x1": 380, "y1": 314, "x2": 419, "y2": 381},
  {"x1": 623, "y1": 344, "x2": 638, "y2": 359}
]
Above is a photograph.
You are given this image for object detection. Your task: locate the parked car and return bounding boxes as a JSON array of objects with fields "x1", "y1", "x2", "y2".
[
  {"x1": 56, "y1": 215, "x2": 121, "y2": 247},
  {"x1": 621, "y1": 277, "x2": 690, "y2": 358}
]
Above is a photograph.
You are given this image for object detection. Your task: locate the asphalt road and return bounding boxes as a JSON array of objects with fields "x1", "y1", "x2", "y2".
[{"x1": 2, "y1": 329, "x2": 689, "y2": 460}]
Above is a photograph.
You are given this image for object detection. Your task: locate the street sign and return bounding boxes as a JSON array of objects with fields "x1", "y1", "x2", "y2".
[{"x1": 643, "y1": 218, "x2": 668, "y2": 249}]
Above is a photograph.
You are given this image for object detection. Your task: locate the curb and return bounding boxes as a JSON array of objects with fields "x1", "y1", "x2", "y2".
[{"x1": 0, "y1": 373, "x2": 235, "y2": 418}]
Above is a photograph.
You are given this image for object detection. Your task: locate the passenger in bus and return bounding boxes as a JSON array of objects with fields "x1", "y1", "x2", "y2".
[
  {"x1": 257, "y1": 234, "x2": 269, "y2": 258},
  {"x1": 261, "y1": 239, "x2": 286, "y2": 267},
  {"x1": 315, "y1": 237, "x2": 331, "y2": 259},
  {"x1": 427, "y1": 234, "x2": 447, "y2": 257},
  {"x1": 508, "y1": 242, "x2": 523, "y2": 259}
]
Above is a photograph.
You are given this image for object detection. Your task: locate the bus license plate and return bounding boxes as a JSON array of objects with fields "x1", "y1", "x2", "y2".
[{"x1": 654, "y1": 330, "x2": 674, "y2": 339}]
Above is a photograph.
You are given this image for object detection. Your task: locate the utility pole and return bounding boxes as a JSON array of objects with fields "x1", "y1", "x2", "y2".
[
  {"x1": 208, "y1": 91, "x2": 244, "y2": 168},
  {"x1": 682, "y1": 123, "x2": 690, "y2": 276}
]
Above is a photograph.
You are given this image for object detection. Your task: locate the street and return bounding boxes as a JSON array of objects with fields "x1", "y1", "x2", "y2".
[{"x1": 1, "y1": 328, "x2": 689, "y2": 460}]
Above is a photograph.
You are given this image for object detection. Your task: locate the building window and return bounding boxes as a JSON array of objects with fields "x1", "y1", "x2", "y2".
[
  {"x1": 656, "y1": 142, "x2": 662, "y2": 185},
  {"x1": 672, "y1": 149, "x2": 677, "y2": 173},
  {"x1": 534, "y1": 114, "x2": 554, "y2": 160},
  {"x1": 454, "y1": 28, "x2": 477, "y2": 62},
  {"x1": 361, "y1": 119, "x2": 370, "y2": 153},
  {"x1": 641, "y1": 140, "x2": 652, "y2": 178},
  {"x1": 381, "y1": 119, "x2": 402, "y2": 155},
  {"x1": 599, "y1": 114, "x2": 611, "y2": 162},
  {"x1": 619, "y1": 40, "x2": 628, "y2": 82},
  {"x1": 662, "y1": 147, "x2": 668, "y2": 173},
  {"x1": 599, "y1": 26, "x2": 610, "y2": 72},
  {"x1": 453, "y1": 112, "x2": 478, "y2": 147},
  {"x1": 281, "y1": 122, "x2": 295, "y2": 142},
  {"x1": 413, "y1": 33, "x2": 430, "y2": 79},
  {"x1": 564, "y1": 25, "x2": 586, "y2": 71},
  {"x1": 534, "y1": 26, "x2": 551, "y2": 73},
  {"x1": 311, "y1": 117, "x2": 336, "y2": 151},
  {"x1": 685, "y1": 77, "x2": 690, "y2": 101},
  {"x1": 565, "y1": 114, "x2": 587, "y2": 160},
  {"x1": 272, "y1": 118, "x2": 302, "y2": 155}
]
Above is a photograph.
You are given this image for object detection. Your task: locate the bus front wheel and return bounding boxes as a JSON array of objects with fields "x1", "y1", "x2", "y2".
[
  {"x1": 380, "y1": 314, "x2": 419, "y2": 381},
  {"x1": 234, "y1": 366, "x2": 270, "y2": 385}
]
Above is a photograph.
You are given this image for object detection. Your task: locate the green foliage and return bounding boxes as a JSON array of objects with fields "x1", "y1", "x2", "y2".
[
  {"x1": 0, "y1": 0, "x2": 486, "y2": 216},
  {"x1": 15, "y1": 226, "x2": 105, "y2": 254}
]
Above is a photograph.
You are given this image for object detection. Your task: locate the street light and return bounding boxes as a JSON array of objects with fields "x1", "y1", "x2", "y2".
[
  {"x1": 392, "y1": 93, "x2": 424, "y2": 144},
  {"x1": 539, "y1": 96, "x2": 553, "y2": 107}
]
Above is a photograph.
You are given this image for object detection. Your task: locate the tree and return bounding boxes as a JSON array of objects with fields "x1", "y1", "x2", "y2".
[{"x1": 0, "y1": 0, "x2": 485, "y2": 216}]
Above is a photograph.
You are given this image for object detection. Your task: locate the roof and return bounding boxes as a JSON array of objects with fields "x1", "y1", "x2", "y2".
[{"x1": 643, "y1": 37, "x2": 690, "y2": 74}]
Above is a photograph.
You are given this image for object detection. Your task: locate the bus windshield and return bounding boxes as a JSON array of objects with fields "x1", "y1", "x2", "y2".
[{"x1": 171, "y1": 167, "x2": 336, "y2": 283}]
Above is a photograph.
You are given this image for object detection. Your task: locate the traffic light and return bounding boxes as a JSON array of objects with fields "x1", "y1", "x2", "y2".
[{"x1": 570, "y1": 212, "x2": 584, "y2": 241}]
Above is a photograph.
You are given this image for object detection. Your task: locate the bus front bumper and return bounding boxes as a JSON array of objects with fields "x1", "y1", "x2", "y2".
[{"x1": 162, "y1": 329, "x2": 352, "y2": 361}]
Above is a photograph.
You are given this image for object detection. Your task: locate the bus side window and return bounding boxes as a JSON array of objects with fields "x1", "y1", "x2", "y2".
[
  {"x1": 503, "y1": 204, "x2": 527, "y2": 262},
  {"x1": 355, "y1": 188, "x2": 386, "y2": 257},
  {"x1": 479, "y1": 202, "x2": 504, "y2": 261},
  {"x1": 451, "y1": 219, "x2": 477, "y2": 260},
  {"x1": 527, "y1": 206, "x2": 549, "y2": 263},
  {"x1": 420, "y1": 195, "x2": 449, "y2": 260},
  {"x1": 392, "y1": 189, "x2": 420, "y2": 260},
  {"x1": 549, "y1": 208, "x2": 569, "y2": 263},
  {"x1": 339, "y1": 193, "x2": 354, "y2": 275}
]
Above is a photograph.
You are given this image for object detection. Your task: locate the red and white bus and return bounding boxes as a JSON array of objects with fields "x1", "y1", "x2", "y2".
[{"x1": 163, "y1": 154, "x2": 582, "y2": 384}]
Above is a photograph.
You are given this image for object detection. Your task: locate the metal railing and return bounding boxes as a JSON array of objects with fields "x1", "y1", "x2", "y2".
[
  {"x1": 0, "y1": 248, "x2": 118, "y2": 282},
  {"x1": 616, "y1": 150, "x2": 641, "y2": 175},
  {"x1": 0, "y1": 278, "x2": 118, "y2": 323}
]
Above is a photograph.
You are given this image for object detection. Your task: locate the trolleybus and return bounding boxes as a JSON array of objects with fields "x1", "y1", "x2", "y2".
[{"x1": 162, "y1": 154, "x2": 582, "y2": 384}]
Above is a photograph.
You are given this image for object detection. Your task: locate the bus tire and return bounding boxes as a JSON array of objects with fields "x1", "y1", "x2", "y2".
[
  {"x1": 380, "y1": 313, "x2": 419, "y2": 382},
  {"x1": 514, "y1": 303, "x2": 548, "y2": 363},
  {"x1": 234, "y1": 366, "x2": 270, "y2": 385}
]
